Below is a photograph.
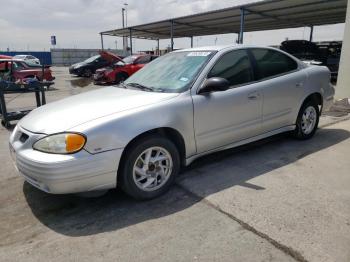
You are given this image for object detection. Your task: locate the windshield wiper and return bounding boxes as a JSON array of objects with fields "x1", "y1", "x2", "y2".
[
  {"x1": 115, "y1": 82, "x2": 127, "y2": 88},
  {"x1": 126, "y1": 82, "x2": 154, "y2": 92}
]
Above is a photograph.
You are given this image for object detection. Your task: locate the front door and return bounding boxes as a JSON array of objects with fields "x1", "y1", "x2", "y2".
[{"x1": 192, "y1": 49, "x2": 263, "y2": 154}]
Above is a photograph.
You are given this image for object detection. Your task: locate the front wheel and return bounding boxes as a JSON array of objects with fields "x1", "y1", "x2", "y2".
[
  {"x1": 115, "y1": 72, "x2": 128, "y2": 84},
  {"x1": 82, "y1": 68, "x2": 92, "y2": 77},
  {"x1": 293, "y1": 100, "x2": 319, "y2": 140},
  {"x1": 119, "y1": 135, "x2": 180, "y2": 200}
]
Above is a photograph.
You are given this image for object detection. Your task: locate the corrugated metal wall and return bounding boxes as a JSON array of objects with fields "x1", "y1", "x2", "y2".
[
  {"x1": 50, "y1": 48, "x2": 128, "y2": 66},
  {"x1": 0, "y1": 51, "x2": 52, "y2": 65}
]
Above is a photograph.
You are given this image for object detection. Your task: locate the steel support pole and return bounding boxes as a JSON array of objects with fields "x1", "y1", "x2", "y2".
[
  {"x1": 170, "y1": 20, "x2": 174, "y2": 51},
  {"x1": 122, "y1": 8, "x2": 127, "y2": 51},
  {"x1": 239, "y1": 8, "x2": 245, "y2": 44},
  {"x1": 190, "y1": 36, "x2": 193, "y2": 48},
  {"x1": 309, "y1": 25, "x2": 314, "y2": 42},
  {"x1": 129, "y1": 28, "x2": 133, "y2": 54},
  {"x1": 100, "y1": 33, "x2": 104, "y2": 50},
  {"x1": 157, "y1": 39, "x2": 160, "y2": 55}
]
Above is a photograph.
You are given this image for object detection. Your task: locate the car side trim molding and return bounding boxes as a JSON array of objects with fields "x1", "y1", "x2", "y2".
[{"x1": 186, "y1": 125, "x2": 296, "y2": 166}]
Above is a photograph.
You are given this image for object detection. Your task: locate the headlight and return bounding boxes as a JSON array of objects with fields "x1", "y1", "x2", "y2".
[{"x1": 33, "y1": 133, "x2": 86, "y2": 154}]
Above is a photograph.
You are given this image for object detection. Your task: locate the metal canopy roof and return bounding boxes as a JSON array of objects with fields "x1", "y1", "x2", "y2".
[{"x1": 101, "y1": 0, "x2": 347, "y2": 40}]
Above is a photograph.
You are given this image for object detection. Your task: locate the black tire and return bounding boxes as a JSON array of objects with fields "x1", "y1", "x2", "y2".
[
  {"x1": 293, "y1": 100, "x2": 320, "y2": 140},
  {"x1": 82, "y1": 68, "x2": 92, "y2": 77},
  {"x1": 119, "y1": 135, "x2": 180, "y2": 200},
  {"x1": 115, "y1": 72, "x2": 128, "y2": 84}
]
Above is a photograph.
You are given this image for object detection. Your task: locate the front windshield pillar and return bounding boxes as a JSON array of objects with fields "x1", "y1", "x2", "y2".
[{"x1": 170, "y1": 20, "x2": 174, "y2": 51}]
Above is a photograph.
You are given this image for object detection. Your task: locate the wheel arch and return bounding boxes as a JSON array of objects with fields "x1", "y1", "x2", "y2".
[
  {"x1": 302, "y1": 92, "x2": 323, "y2": 111},
  {"x1": 117, "y1": 127, "x2": 186, "y2": 184}
]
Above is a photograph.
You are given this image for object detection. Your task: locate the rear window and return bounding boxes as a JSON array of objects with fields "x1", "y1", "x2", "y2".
[{"x1": 251, "y1": 49, "x2": 298, "y2": 80}]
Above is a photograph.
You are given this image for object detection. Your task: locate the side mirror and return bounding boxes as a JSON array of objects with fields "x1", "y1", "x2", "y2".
[{"x1": 198, "y1": 77, "x2": 230, "y2": 94}]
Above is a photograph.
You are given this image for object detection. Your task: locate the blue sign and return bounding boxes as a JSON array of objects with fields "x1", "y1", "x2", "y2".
[{"x1": 51, "y1": 36, "x2": 56, "y2": 45}]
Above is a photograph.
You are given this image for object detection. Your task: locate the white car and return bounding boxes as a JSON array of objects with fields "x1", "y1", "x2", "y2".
[{"x1": 13, "y1": 55, "x2": 40, "y2": 65}]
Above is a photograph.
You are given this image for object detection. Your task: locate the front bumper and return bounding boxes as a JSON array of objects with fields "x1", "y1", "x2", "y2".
[
  {"x1": 9, "y1": 125, "x2": 123, "y2": 194},
  {"x1": 93, "y1": 73, "x2": 112, "y2": 84},
  {"x1": 69, "y1": 67, "x2": 81, "y2": 75}
]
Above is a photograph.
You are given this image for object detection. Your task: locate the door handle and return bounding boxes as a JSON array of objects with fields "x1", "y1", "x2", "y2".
[
  {"x1": 295, "y1": 82, "x2": 303, "y2": 88},
  {"x1": 248, "y1": 92, "x2": 259, "y2": 100}
]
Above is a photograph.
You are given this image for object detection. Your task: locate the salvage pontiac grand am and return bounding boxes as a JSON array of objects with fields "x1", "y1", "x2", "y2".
[{"x1": 9, "y1": 45, "x2": 334, "y2": 199}]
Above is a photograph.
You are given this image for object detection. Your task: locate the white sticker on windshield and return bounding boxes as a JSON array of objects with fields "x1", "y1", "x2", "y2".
[
  {"x1": 187, "y1": 52, "x2": 211, "y2": 57},
  {"x1": 180, "y1": 77, "x2": 189, "y2": 82}
]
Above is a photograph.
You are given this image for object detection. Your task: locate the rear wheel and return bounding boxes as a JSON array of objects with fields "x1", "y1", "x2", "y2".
[
  {"x1": 115, "y1": 72, "x2": 128, "y2": 84},
  {"x1": 293, "y1": 100, "x2": 319, "y2": 140},
  {"x1": 119, "y1": 135, "x2": 180, "y2": 200}
]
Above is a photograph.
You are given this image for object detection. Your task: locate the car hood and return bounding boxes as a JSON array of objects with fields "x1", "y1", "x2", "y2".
[
  {"x1": 99, "y1": 50, "x2": 124, "y2": 63},
  {"x1": 71, "y1": 62, "x2": 87, "y2": 68},
  {"x1": 19, "y1": 87, "x2": 179, "y2": 134}
]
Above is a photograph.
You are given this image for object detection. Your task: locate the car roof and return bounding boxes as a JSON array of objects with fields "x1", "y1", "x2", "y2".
[{"x1": 175, "y1": 44, "x2": 278, "y2": 53}]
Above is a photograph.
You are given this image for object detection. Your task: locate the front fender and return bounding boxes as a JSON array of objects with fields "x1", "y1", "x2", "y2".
[{"x1": 69, "y1": 93, "x2": 196, "y2": 157}]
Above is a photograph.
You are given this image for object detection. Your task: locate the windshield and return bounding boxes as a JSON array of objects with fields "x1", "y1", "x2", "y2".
[
  {"x1": 124, "y1": 51, "x2": 215, "y2": 92},
  {"x1": 84, "y1": 55, "x2": 100, "y2": 63},
  {"x1": 122, "y1": 55, "x2": 139, "y2": 64}
]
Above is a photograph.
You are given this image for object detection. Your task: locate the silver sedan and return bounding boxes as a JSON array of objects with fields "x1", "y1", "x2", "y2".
[{"x1": 9, "y1": 45, "x2": 335, "y2": 199}]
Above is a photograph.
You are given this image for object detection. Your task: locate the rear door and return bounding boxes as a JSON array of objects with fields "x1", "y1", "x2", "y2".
[{"x1": 249, "y1": 48, "x2": 306, "y2": 133}]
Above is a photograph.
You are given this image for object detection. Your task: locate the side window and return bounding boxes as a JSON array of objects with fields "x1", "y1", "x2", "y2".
[
  {"x1": 251, "y1": 49, "x2": 298, "y2": 80},
  {"x1": 208, "y1": 50, "x2": 254, "y2": 87},
  {"x1": 136, "y1": 56, "x2": 151, "y2": 64},
  {"x1": 13, "y1": 62, "x2": 25, "y2": 70}
]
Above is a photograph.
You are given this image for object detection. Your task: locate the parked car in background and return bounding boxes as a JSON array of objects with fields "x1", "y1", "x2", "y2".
[
  {"x1": 69, "y1": 51, "x2": 122, "y2": 77},
  {"x1": 13, "y1": 54, "x2": 40, "y2": 65},
  {"x1": 0, "y1": 55, "x2": 12, "y2": 59},
  {"x1": 317, "y1": 42, "x2": 342, "y2": 82},
  {"x1": 0, "y1": 59, "x2": 54, "y2": 81},
  {"x1": 280, "y1": 40, "x2": 340, "y2": 81},
  {"x1": 9, "y1": 45, "x2": 334, "y2": 200},
  {"x1": 93, "y1": 54, "x2": 158, "y2": 84}
]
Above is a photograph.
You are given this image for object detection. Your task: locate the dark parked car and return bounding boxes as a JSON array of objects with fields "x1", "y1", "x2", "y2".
[
  {"x1": 69, "y1": 51, "x2": 123, "y2": 77},
  {"x1": 280, "y1": 40, "x2": 340, "y2": 81},
  {"x1": 317, "y1": 42, "x2": 342, "y2": 82}
]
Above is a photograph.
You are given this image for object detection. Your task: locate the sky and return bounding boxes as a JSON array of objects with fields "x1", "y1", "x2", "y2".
[{"x1": 0, "y1": 0, "x2": 345, "y2": 52}]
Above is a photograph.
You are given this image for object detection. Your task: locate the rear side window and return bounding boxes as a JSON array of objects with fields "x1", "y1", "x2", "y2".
[
  {"x1": 208, "y1": 49, "x2": 254, "y2": 87},
  {"x1": 251, "y1": 49, "x2": 298, "y2": 80}
]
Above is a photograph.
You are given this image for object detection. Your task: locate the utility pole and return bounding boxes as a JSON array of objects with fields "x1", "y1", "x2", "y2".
[
  {"x1": 124, "y1": 3, "x2": 128, "y2": 27},
  {"x1": 122, "y1": 3, "x2": 128, "y2": 52}
]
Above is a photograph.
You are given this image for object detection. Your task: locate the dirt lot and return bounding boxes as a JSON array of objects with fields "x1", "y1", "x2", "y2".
[{"x1": 1, "y1": 67, "x2": 350, "y2": 262}]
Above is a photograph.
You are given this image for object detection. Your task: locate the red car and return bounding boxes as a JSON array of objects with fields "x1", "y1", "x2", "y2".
[
  {"x1": 0, "y1": 59, "x2": 54, "y2": 82},
  {"x1": 93, "y1": 53, "x2": 158, "y2": 84}
]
